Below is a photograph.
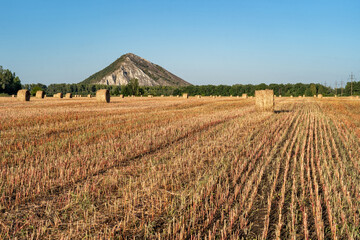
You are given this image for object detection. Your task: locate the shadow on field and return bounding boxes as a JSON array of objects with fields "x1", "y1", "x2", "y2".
[{"x1": 274, "y1": 110, "x2": 292, "y2": 114}]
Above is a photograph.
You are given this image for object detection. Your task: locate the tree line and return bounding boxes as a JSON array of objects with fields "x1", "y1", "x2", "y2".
[
  {"x1": 12, "y1": 81, "x2": 360, "y2": 97},
  {"x1": 32, "y1": 81, "x2": 356, "y2": 97},
  {"x1": 1, "y1": 66, "x2": 360, "y2": 97}
]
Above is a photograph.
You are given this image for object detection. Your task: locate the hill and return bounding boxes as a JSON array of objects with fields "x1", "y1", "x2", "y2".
[{"x1": 81, "y1": 53, "x2": 191, "y2": 86}]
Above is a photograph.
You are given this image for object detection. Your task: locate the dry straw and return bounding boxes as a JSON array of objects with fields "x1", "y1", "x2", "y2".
[
  {"x1": 255, "y1": 89, "x2": 274, "y2": 112},
  {"x1": 148, "y1": 95, "x2": 153, "y2": 98},
  {"x1": 242, "y1": 93, "x2": 248, "y2": 99},
  {"x1": 183, "y1": 93, "x2": 189, "y2": 99},
  {"x1": 36, "y1": 91, "x2": 44, "y2": 98},
  {"x1": 17, "y1": 89, "x2": 30, "y2": 101},
  {"x1": 96, "y1": 89, "x2": 110, "y2": 103},
  {"x1": 120, "y1": 94, "x2": 124, "y2": 98},
  {"x1": 65, "y1": 93, "x2": 72, "y2": 99},
  {"x1": 318, "y1": 94, "x2": 323, "y2": 99},
  {"x1": 87, "y1": 94, "x2": 92, "y2": 98}
]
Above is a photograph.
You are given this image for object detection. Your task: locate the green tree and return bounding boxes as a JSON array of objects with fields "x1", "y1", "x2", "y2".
[
  {"x1": 309, "y1": 84, "x2": 317, "y2": 96},
  {"x1": 122, "y1": 78, "x2": 140, "y2": 96},
  {"x1": 0, "y1": 66, "x2": 22, "y2": 95}
]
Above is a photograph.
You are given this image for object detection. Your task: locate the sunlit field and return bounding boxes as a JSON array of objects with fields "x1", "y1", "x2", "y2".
[{"x1": 1, "y1": 96, "x2": 359, "y2": 239}]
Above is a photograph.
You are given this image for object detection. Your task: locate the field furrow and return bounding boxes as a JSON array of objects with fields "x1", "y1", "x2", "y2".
[{"x1": 1, "y1": 97, "x2": 359, "y2": 239}]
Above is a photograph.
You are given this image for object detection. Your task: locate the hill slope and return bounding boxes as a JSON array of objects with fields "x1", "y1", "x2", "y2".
[{"x1": 81, "y1": 53, "x2": 191, "y2": 86}]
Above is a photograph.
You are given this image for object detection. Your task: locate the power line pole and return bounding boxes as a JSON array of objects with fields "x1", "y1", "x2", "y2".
[
  {"x1": 341, "y1": 80, "x2": 344, "y2": 96},
  {"x1": 335, "y1": 80, "x2": 338, "y2": 95},
  {"x1": 350, "y1": 72, "x2": 354, "y2": 96}
]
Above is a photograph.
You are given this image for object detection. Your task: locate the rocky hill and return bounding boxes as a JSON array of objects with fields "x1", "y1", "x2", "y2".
[{"x1": 81, "y1": 53, "x2": 191, "y2": 86}]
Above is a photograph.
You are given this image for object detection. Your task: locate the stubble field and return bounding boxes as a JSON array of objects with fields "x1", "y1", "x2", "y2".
[{"x1": 0, "y1": 96, "x2": 359, "y2": 239}]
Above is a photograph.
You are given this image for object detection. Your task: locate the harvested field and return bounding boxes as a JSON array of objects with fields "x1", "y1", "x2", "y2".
[{"x1": 0, "y1": 96, "x2": 359, "y2": 239}]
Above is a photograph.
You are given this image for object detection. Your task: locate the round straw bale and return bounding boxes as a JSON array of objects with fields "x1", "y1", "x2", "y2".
[
  {"x1": 65, "y1": 93, "x2": 72, "y2": 98},
  {"x1": 87, "y1": 94, "x2": 92, "y2": 98},
  {"x1": 255, "y1": 89, "x2": 274, "y2": 112},
  {"x1": 54, "y1": 93, "x2": 63, "y2": 98},
  {"x1": 36, "y1": 90, "x2": 44, "y2": 98},
  {"x1": 96, "y1": 89, "x2": 110, "y2": 103},
  {"x1": 183, "y1": 93, "x2": 188, "y2": 99},
  {"x1": 17, "y1": 89, "x2": 30, "y2": 101}
]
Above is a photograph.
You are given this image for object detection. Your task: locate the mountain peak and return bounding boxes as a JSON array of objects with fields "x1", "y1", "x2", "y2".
[{"x1": 81, "y1": 53, "x2": 191, "y2": 86}]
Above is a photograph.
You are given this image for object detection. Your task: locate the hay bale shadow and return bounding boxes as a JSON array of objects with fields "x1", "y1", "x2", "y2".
[{"x1": 274, "y1": 110, "x2": 292, "y2": 114}]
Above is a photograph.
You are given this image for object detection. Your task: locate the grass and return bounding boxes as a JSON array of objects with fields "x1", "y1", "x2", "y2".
[{"x1": 0, "y1": 96, "x2": 359, "y2": 239}]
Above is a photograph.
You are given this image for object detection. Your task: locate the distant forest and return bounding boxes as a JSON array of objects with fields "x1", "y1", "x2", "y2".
[
  {"x1": 1, "y1": 66, "x2": 360, "y2": 97},
  {"x1": 20, "y1": 81, "x2": 360, "y2": 97}
]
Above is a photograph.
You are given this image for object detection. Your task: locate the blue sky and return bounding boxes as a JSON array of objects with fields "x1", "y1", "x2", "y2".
[{"x1": 1, "y1": 0, "x2": 359, "y2": 86}]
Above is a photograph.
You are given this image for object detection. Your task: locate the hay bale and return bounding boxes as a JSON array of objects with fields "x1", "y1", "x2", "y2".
[
  {"x1": 119, "y1": 94, "x2": 124, "y2": 98},
  {"x1": 196, "y1": 95, "x2": 201, "y2": 99},
  {"x1": 54, "y1": 93, "x2": 63, "y2": 98},
  {"x1": 242, "y1": 93, "x2": 248, "y2": 99},
  {"x1": 255, "y1": 89, "x2": 274, "y2": 112},
  {"x1": 12, "y1": 94, "x2": 15, "y2": 98},
  {"x1": 161, "y1": 95, "x2": 164, "y2": 97},
  {"x1": 148, "y1": 95, "x2": 153, "y2": 98},
  {"x1": 36, "y1": 91, "x2": 44, "y2": 98},
  {"x1": 303, "y1": 95, "x2": 305, "y2": 97},
  {"x1": 279, "y1": 95, "x2": 282, "y2": 97},
  {"x1": 17, "y1": 89, "x2": 30, "y2": 101},
  {"x1": 96, "y1": 89, "x2": 110, "y2": 103},
  {"x1": 183, "y1": 93, "x2": 188, "y2": 99},
  {"x1": 87, "y1": 94, "x2": 92, "y2": 98},
  {"x1": 318, "y1": 94, "x2": 323, "y2": 99},
  {"x1": 65, "y1": 93, "x2": 72, "y2": 99},
  {"x1": 290, "y1": 95, "x2": 293, "y2": 98}
]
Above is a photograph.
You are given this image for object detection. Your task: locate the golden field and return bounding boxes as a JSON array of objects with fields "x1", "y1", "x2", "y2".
[{"x1": 0, "y1": 96, "x2": 359, "y2": 239}]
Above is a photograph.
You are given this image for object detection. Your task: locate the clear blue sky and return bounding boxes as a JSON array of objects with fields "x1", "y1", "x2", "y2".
[{"x1": 1, "y1": 0, "x2": 359, "y2": 86}]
